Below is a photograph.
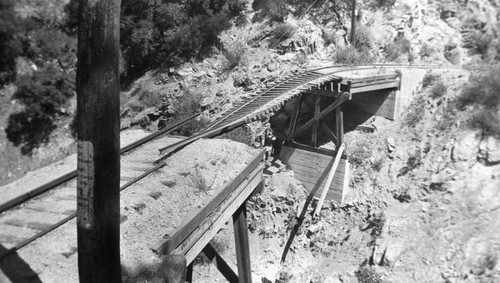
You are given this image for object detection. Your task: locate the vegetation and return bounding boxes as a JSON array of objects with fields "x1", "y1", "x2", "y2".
[
  {"x1": 356, "y1": 266, "x2": 382, "y2": 283},
  {"x1": 333, "y1": 46, "x2": 374, "y2": 65},
  {"x1": 188, "y1": 165, "x2": 215, "y2": 193},
  {"x1": 403, "y1": 94, "x2": 426, "y2": 128},
  {"x1": 119, "y1": 0, "x2": 249, "y2": 85},
  {"x1": 6, "y1": 67, "x2": 74, "y2": 155},
  {"x1": 422, "y1": 72, "x2": 440, "y2": 88},
  {"x1": 458, "y1": 65, "x2": 500, "y2": 137},
  {"x1": 384, "y1": 37, "x2": 411, "y2": 62},
  {"x1": 430, "y1": 81, "x2": 447, "y2": 99},
  {"x1": 170, "y1": 89, "x2": 210, "y2": 136}
]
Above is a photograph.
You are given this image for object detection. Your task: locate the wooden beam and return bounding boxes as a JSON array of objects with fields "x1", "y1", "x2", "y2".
[
  {"x1": 335, "y1": 106, "x2": 344, "y2": 148},
  {"x1": 154, "y1": 150, "x2": 265, "y2": 256},
  {"x1": 320, "y1": 122, "x2": 338, "y2": 145},
  {"x1": 314, "y1": 143, "x2": 345, "y2": 217},
  {"x1": 203, "y1": 244, "x2": 239, "y2": 283},
  {"x1": 348, "y1": 81, "x2": 400, "y2": 93},
  {"x1": 287, "y1": 92, "x2": 349, "y2": 142},
  {"x1": 311, "y1": 95, "x2": 321, "y2": 147},
  {"x1": 304, "y1": 89, "x2": 339, "y2": 97},
  {"x1": 186, "y1": 263, "x2": 193, "y2": 283},
  {"x1": 180, "y1": 174, "x2": 262, "y2": 264},
  {"x1": 284, "y1": 141, "x2": 335, "y2": 156},
  {"x1": 233, "y1": 201, "x2": 252, "y2": 283},
  {"x1": 287, "y1": 94, "x2": 303, "y2": 141}
]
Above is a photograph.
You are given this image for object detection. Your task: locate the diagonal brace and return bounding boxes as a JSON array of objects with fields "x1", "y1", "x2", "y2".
[{"x1": 286, "y1": 92, "x2": 349, "y2": 142}]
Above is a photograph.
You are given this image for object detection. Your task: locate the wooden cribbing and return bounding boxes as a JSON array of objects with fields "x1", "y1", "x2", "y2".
[
  {"x1": 313, "y1": 143, "x2": 345, "y2": 217},
  {"x1": 153, "y1": 149, "x2": 265, "y2": 258}
]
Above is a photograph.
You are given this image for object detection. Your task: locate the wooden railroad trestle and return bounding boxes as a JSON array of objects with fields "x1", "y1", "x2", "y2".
[{"x1": 154, "y1": 150, "x2": 265, "y2": 283}]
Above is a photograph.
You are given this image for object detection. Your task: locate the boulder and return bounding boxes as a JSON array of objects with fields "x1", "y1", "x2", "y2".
[
  {"x1": 451, "y1": 132, "x2": 480, "y2": 162},
  {"x1": 382, "y1": 239, "x2": 406, "y2": 267},
  {"x1": 485, "y1": 137, "x2": 500, "y2": 164}
]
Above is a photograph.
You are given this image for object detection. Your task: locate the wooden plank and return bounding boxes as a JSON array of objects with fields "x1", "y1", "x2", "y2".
[
  {"x1": 203, "y1": 244, "x2": 239, "y2": 283},
  {"x1": 347, "y1": 73, "x2": 399, "y2": 84},
  {"x1": 304, "y1": 89, "x2": 339, "y2": 97},
  {"x1": 233, "y1": 201, "x2": 252, "y2": 283},
  {"x1": 280, "y1": 146, "x2": 348, "y2": 204},
  {"x1": 287, "y1": 94, "x2": 303, "y2": 140},
  {"x1": 154, "y1": 150, "x2": 265, "y2": 255},
  {"x1": 282, "y1": 142, "x2": 335, "y2": 157},
  {"x1": 181, "y1": 173, "x2": 263, "y2": 264},
  {"x1": 311, "y1": 95, "x2": 321, "y2": 147},
  {"x1": 314, "y1": 143, "x2": 345, "y2": 217},
  {"x1": 335, "y1": 106, "x2": 344, "y2": 147},
  {"x1": 349, "y1": 81, "x2": 400, "y2": 93},
  {"x1": 287, "y1": 92, "x2": 349, "y2": 141}
]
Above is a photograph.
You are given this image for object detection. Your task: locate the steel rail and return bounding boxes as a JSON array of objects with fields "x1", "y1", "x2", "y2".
[
  {"x1": 155, "y1": 63, "x2": 467, "y2": 164},
  {"x1": 0, "y1": 113, "x2": 199, "y2": 214}
]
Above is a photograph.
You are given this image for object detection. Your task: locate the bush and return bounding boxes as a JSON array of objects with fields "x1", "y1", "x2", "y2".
[
  {"x1": 422, "y1": 72, "x2": 440, "y2": 88},
  {"x1": 188, "y1": 165, "x2": 215, "y2": 193},
  {"x1": 384, "y1": 37, "x2": 411, "y2": 62},
  {"x1": 120, "y1": 0, "x2": 248, "y2": 86},
  {"x1": 170, "y1": 89, "x2": 210, "y2": 136},
  {"x1": 6, "y1": 67, "x2": 74, "y2": 154},
  {"x1": 352, "y1": 25, "x2": 373, "y2": 53},
  {"x1": 356, "y1": 266, "x2": 382, "y2": 283},
  {"x1": 430, "y1": 81, "x2": 447, "y2": 99},
  {"x1": 403, "y1": 95, "x2": 426, "y2": 128},
  {"x1": 458, "y1": 66, "x2": 500, "y2": 110},
  {"x1": 270, "y1": 23, "x2": 296, "y2": 46},
  {"x1": 0, "y1": 2, "x2": 23, "y2": 85},
  {"x1": 221, "y1": 35, "x2": 248, "y2": 69},
  {"x1": 470, "y1": 108, "x2": 500, "y2": 138},
  {"x1": 333, "y1": 46, "x2": 374, "y2": 65},
  {"x1": 349, "y1": 139, "x2": 372, "y2": 167}
]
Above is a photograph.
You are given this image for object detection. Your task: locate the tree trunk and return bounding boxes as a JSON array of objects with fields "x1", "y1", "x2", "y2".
[{"x1": 76, "y1": 0, "x2": 121, "y2": 282}]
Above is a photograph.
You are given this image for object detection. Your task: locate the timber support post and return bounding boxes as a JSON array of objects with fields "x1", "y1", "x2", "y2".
[
  {"x1": 233, "y1": 200, "x2": 252, "y2": 283},
  {"x1": 351, "y1": 0, "x2": 356, "y2": 45},
  {"x1": 76, "y1": 0, "x2": 122, "y2": 282}
]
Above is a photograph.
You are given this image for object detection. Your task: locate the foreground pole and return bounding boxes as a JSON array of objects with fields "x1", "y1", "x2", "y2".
[
  {"x1": 76, "y1": 0, "x2": 122, "y2": 282},
  {"x1": 350, "y1": 0, "x2": 356, "y2": 45}
]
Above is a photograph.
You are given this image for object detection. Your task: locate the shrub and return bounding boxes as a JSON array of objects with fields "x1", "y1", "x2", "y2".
[
  {"x1": 403, "y1": 94, "x2": 426, "y2": 128},
  {"x1": 6, "y1": 67, "x2": 74, "y2": 154},
  {"x1": 221, "y1": 35, "x2": 248, "y2": 69},
  {"x1": 0, "y1": 2, "x2": 23, "y2": 85},
  {"x1": 349, "y1": 139, "x2": 372, "y2": 167},
  {"x1": 470, "y1": 108, "x2": 500, "y2": 138},
  {"x1": 384, "y1": 37, "x2": 411, "y2": 62},
  {"x1": 430, "y1": 81, "x2": 447, "y2": 99},
  {"x1": 371, "y1": 156, "x2": 385, "y2": 172},
  {"x1": 188, "y1": 165, "x2": 215, "y2": 193},
  {"x1": 419, "y1": 43, "x2": 434, "y2": 59},
  {"x1": 458, "y1": 65, "x2": 500, "y2": 110},
  {"x1": 170, "y1": 89, "x2": 210, "y2": 136},
  {"x1": 356, "y1": 266, "x2": 382, "y2": 283},
  {"x1": 333, "y1": 46, "x2": 374, "y2": 65},
  {"x1": 352, "y1": 25, "x2": 373, "y2": 53},
  {"x1": 270, "y1": 23, "x2": 296, "y2": 46},
  {"x1": 422, "y1": 72, "x2": 440, "y2": 88},
  {"x1": 374, "y1": 0, "x2": 396, "y2": 7}
]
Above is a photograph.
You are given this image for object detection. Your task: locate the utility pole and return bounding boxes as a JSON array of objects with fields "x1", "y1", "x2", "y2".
[
  {"x1": 350, "y1": 0, "x2": 356, "y2": 46},
  {"x1": 76, "y1": 0, "x2": 122, "y2": 282}
]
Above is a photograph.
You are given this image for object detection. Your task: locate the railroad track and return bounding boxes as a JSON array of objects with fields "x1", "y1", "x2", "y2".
[
  {"x1": 0, "y1": 115, "x2": 198, "y2": 259},
  {"x1": 0, "y1": 63, "x2": 464, "y2": 261},
  {"x1": 155, "y1": 63, "x2": 464, "y2": 163}
]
